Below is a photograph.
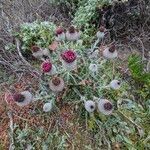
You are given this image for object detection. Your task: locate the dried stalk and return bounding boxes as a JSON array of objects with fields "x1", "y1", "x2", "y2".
[{"x1": 8, "y1": 111, "x2": 15, "y2": 150}]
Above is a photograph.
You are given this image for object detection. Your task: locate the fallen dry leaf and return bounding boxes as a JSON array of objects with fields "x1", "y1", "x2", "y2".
[{"x1": 49, "y1": 41, "x2": 58, "y2": 51}]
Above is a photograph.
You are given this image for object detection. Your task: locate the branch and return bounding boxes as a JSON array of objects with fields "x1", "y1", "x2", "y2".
[
  {"x1": 8, "y1": 111, "x2": 15, "y2": 150},
  {"x1": 15, "y1": 38, "x2": 40, "y2": 77}
]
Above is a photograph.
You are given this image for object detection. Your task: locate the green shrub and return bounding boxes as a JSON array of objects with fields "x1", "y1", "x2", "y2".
[
  {"x1": 73, "y1": 0, "x2": 111, "y2": 28},
  {"x1": 18, "y1": 21, "x2": 56, "y2": 54},
  {"x1": 128, "y1": 54, "x2": 150, "y2": 85}
]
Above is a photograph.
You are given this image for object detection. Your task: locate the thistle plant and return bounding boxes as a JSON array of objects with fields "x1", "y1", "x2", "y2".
[
  {"x1": 6, "y1": 21, "x2": 149, "y2": 149},
  {"x1": 26, "y1": 23, "x2": 125, "y2": 121}
]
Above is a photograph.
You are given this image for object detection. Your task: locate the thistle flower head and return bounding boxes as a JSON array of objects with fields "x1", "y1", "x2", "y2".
[
  {"x1": 98, "y1": 99, "x2": 113, "y2": 115},
  {"x1": 55, "y1": 27, "x2": 66, "y2": 41},
  {"x1": 13, "y1": 93, "x2": 25, "y2": 102},
  {"x1": 51, "y1": 77, "x2": 61, "y2": 86},
  {"x1": 31, "y1": 45, "x2": 40, "y2": 52},
  {"x1": 109, "y1": 43, "x2": 116, "y2": 53},
  {"x1": 89, "y1": 63, "x2": 98, "y2": 73},
  {"x1": 99, "y1": 26, "x2": 105, "y2": 32},
  {"x1": 61, "y1": 50, "x2": 77, "y2": 63},
  {"x1": 89, "y1": 50, "x2": 99, "y2": 59},
  {"x1": 49, "y1": 77, "x2": 65, "y2": 92},
  {"x1": 41, "y1": 61, "x2": 52, "y2": 73},
  {"x1": 110, "y1": 80, "x2": 121, "y2": 90},
  {"x1": 103, "y1": 43, "x2": 118, "y2": 59},
  {"x1": 66, "y1": 26, "x2": 80, "y2": 41},
  {"x1": 43, "y1": 102, "x2": 53, "y2": 112},
  {"x1": 55, "y1": 27, "x2": 64, "y2": 35},
  {"x1": 104, "y1": 102, "x2": 113, "y2": 111},
  {"x1": 68, "y1": 26, "x2": 76, "y2": 33},
  {"x1": 13, "y1": 91, "x2": 33, "y2": 107},
  {"x1": 96, "y1": 26, "x2": 106, "y2": 39},
  {"x1": 84, "y1": 100, "x2": 96, "y2": 113}
]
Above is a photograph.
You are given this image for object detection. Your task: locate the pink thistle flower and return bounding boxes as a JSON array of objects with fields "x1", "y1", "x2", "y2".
[
  {"x1": 41, "y1": 61, "x2": 52, "y2": 72},
  {"x1": 41, "y1": 61, "x2": 56, "y2": 75},
  {"x1": 61, "y1": 50, "x2": 76, "y2": 63},
  {"x1": 60, "y1": 50, "x2": 77, "y2": 70}
]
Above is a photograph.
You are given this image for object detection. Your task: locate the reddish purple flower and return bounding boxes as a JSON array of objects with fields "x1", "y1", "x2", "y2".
[
  {"x1": 41, "y1": 61, "x2": 52, "y2": 73},
  {"x1": 55, "y1": 27, "x2": 64, "y2": 35},
  {"x1": 61, "y1": 50, "x2": 77, "y2": 63}
]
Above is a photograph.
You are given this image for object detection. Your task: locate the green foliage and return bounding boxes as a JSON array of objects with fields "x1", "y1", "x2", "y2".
[
  {"x1": 73, "y1": 0, "x2": 111, "y2": 28},
  {"x1": 18, "y1": 21, "x2": 56, "y2": 53},
  {"x1": 128, "y1": 54, "x2": 150, "y2": 85},
  {"x1": 13, "y1": 125, "x2": 68, "y2": 149}
]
